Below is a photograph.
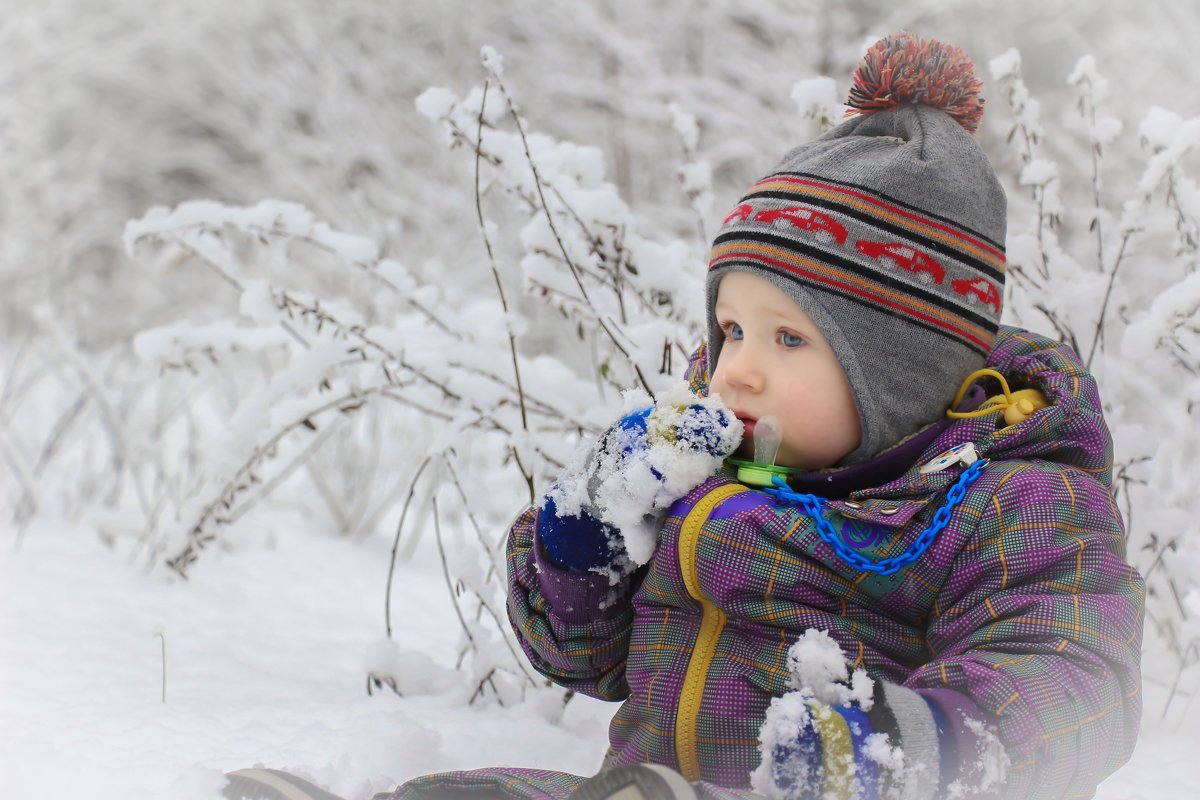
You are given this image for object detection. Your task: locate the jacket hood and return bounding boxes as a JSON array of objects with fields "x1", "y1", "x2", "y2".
[{"x1": 959, "y1": 325, "x2": 1114, "y2": 487}]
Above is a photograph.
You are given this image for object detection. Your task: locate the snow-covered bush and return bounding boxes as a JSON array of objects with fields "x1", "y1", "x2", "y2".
[
  {"x1": 91, "y1": 46, "x2": 723, "y2": 703},
  {"x1": 991, "y1": 50, "x2": 1200, "y2": 712}
]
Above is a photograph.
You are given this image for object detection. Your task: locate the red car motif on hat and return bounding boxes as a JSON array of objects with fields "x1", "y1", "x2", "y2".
[
  {"x1": 854, "y1": 240, "x2": 945, "y2": 284},
  {"x1": 723, "y1": 203, "x2": 754, "y2": 224},
  {"x1": 753, "y1": 206, "x2": 848, "y2": 245},
  {"x1": 951, "y1": 277, "x2": 1002, "y2": 313}
]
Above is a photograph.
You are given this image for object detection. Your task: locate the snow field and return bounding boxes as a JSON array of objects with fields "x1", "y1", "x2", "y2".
[{"x1": 0, "y1": 515, "x2": 613, "y2": 800}]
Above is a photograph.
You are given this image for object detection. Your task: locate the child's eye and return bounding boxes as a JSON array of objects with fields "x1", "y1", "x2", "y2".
[
  {"x1": 778, "y1": 330, "x2": 805, "y2": 348},
  {"x1": 724, "y1": 322, "x2": 744, "y2": 341}
]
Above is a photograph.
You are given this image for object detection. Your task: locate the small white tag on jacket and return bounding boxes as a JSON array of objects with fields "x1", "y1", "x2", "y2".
[{"x1": 919, "y1": 442, "x2": 979, "y2": 475}]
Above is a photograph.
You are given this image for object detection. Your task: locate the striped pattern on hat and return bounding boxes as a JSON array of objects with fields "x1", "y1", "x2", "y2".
[{"x1": 711, "y1": 172, "x2": 1005, "y2": 355}]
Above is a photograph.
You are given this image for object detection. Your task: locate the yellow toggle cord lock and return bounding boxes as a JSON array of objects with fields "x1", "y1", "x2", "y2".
[{"x1": 946, "y1": 368, "x2": 1049, "y2": 429}]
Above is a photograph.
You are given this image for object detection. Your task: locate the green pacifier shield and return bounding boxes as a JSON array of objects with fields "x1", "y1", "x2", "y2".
[{"x1": 727, "y1": 457, "x2": 804, "y2": 488}]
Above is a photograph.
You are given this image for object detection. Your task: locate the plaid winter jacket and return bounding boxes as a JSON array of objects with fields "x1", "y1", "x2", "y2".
[
  {"x1": 506, "y1": 327, "x2": 1143, "y2": 799},
  {"x1": 384, "y1": 326, "x2": 1142, "y2": 800}
]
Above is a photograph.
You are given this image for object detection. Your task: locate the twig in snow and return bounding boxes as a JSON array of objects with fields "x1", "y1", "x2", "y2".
[
  {"x1": 384, "y1": 454, "x2": 437, "y2": 639},
  {"x1": 468, "y1": 667, "x2": 500, "y2": 706},
  {"x1": 487, "y1": 68, "x2": 655, "y2": 400},
  {"x1": 432, "y1": 496, "x2": 476, "y2": 650},
  {"x1": 367, "y1": 673, "x2": 402, "y2": 697},
  {"x1": 155, "y1": 631, "x2": 166, "y2": 704},
  {"x1": 0, "y1": 326, "x2": 35, "y2": 412},
  {"x1": 166, "y1": 383, "x2": 403, "y2": 576},
  {"x1": 489, "y1": 76, "x2": 592, "y2": 309},
  {"x1": 442, "y1": 455, "x2": 500, "y2": 579},
  {"x1": 475, "y1": 79, "x2": 534, "y2": 505},
  {"x1": 0, "y1": 419, "x2": 37, "y2": 543},
  {"x1": 1086, "y1": 229, "x2": 1133, "y2": 368}
]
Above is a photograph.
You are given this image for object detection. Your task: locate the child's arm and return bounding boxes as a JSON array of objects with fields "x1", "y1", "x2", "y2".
[
  {"x1": 907, "y1": 461, "x2": 1143, "y2": 798},
  {"x1": 505, "y1": 387, "x2": 741, "y2": 700},
  {"x1": 505, "y1": 503, "x2": 637, "y2": 701},
  {"x1": 504, "y1": 506, "x2": 638, "y2": 700}
]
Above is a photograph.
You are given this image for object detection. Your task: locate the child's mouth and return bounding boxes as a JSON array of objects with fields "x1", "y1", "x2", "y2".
[{"x1": 737, "y1": 416, "x2": 757, "y2": 439}]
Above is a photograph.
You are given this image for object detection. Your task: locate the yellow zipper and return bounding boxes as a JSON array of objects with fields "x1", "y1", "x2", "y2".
[{"x1": 674, "y1": 482, "x2": 748, "y2": 781}]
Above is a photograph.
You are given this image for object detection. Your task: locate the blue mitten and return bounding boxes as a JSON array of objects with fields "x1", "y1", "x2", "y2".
[
  {"x1": 537, "y1": 494, "x2": 621, "y2": 572},
  {"x1": 537, "y1": 384, "x2": 742, "y2": 572},
  {"x1": 757, "y1": 693, "x2": 880, "y2": 800}
]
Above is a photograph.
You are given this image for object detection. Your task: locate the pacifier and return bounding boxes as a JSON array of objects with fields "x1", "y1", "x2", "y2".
[{"x1": 726, "y1": 415, "x2": 805, "y2": 487}]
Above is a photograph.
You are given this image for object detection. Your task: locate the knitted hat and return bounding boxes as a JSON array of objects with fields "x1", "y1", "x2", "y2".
[{"x1": 705, "y1": 32, "x2": 1006, "y2": 465}]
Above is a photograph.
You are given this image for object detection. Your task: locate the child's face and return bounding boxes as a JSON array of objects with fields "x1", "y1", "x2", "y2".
[{"x1": 709, "y1": 272, "x2": 862, "y2": 470}]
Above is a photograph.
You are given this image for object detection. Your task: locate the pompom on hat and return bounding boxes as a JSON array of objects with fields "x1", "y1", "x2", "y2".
[
  {"x1": 846, "y1": 33, "x2": 985, "y2": 133},
  {"x1": 706, "y1": 32, "x2": 1007, "y2": 465}
]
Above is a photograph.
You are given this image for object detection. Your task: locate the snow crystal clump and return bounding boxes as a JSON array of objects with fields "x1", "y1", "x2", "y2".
[
  {"x1": 1067, "y1": 54, "x2": 1109, "y2": 102},
  {"x1": 947, "y1": 716, "x2": 1010, "y2": 799},
  {"x1": 1186, "y1": 588, "x2": 1200, "y2": 617},
  {"x1": 311, "y1": 220, "x2": 379, "y2": 264},
  {"x1": 1138, "y1": 106, "x2": 1184, "y2": 150},
  {"x1": 786, "y1": 628, "x2": 875, "y2": 709},
  {"x1": 132, "y1": 320, "x2": 289, "y2": 365},
  {"x1": 863, "y1": 732, "x2": 905, "y2": 772},
  {"x1": 790, "y1": 76, "x2": 843, "y2": 130},
  {"x1": 415, "y1": 87, "x2": 458, "y2": 121},
  {"x1": 364, "y1": 638, "x2": 458, "y2": 696},
  {"x1": 480, "y1": 45, "x2": 505, "y2": 78},
  {"x1": 751, "y1": 691, "x2": 817, "y2": 799},
  {"x1": 988, "y1": 48, "x2": 1022, "y2": 81},
  {"x1": 1019, "y1": 159, "x2": 1058, "y2": 188},
  {"x1": 677, "y1": 162, "x2": 712, "y2": 199},
  {"x1": 667, "y1": 103, "x2": 699, "y2": 151},
  {"x1": 596, "y1": 384, "x2": 741, "y2": 564}
]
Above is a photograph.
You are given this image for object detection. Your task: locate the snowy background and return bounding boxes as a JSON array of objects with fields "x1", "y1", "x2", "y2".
[{"x1": 3, "y1": 1, "x2": 1200, "y2": 798}]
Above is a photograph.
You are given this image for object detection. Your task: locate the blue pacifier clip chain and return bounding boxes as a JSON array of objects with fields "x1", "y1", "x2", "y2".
[{"x1": 763, "y1": 459, "x2": 988, "y2": 575}]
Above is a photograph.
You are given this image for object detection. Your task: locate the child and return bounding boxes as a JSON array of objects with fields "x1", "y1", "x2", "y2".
[{"x1": 229, "y1": 32, "x2": 1143, "y2": 800}]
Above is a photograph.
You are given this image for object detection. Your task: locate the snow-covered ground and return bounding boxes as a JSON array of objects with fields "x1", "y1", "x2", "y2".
[
  {"x1": 0, "y1": 515, "x2": 612, "y2": 800},
  {"x1": 2, "y1": 513, "x2": 1197, "y2": 800}
]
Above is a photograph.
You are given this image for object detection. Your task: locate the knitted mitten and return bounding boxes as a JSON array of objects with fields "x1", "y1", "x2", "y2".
[
  {"x1": 758, "y1": 692, "x2": 878, "y2": 800},
  {"x1": 757, "y1": 681, "x2": 1009, "y2": 800},
  {"x1": 537, "y1": 384, "x2": 742, "y2": 572}
]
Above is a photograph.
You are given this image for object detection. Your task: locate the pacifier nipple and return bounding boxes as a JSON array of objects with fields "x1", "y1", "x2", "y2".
[{"x1": 753, "y1": 415, "x2": 782, "y2": 466}]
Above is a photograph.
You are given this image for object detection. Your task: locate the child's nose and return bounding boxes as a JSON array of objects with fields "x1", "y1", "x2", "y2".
[{"x1": 720, "y1": 345, "x2": 765, "y2": 393}]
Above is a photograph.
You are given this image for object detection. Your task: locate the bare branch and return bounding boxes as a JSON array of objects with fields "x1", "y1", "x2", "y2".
[{"x1": 384, "y1": 454, "x2": 436, "y2": 639}]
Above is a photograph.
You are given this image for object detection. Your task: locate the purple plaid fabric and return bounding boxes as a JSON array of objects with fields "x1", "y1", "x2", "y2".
[{"x1": 384, "y1": 327, "x2": 1143, "y2": 800}]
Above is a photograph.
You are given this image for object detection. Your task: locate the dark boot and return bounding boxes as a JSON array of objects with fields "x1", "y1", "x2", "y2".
[{"x1": 572, "y1": 765, "x2": 697, "y2": 800}]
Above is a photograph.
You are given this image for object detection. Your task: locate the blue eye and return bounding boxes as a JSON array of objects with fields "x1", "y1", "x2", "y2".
[
  {"x1": 779, "y1": 331, "x2": 805, "y2": 348},
  {"x1": 728, "y1": 323, "x2": 744, "y2": 341}
]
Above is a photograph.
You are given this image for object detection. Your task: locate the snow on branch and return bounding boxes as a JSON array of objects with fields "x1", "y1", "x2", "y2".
[
  {"x1": 122, "y1": 199, "x2": 585, "y2": 576},
  {"x1": 417, "y1": 50, "x2": 708, "y2": 397}
]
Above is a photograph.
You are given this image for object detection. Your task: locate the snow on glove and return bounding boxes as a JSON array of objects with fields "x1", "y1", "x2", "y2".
[
  {"x1": 753, "y1": 630, "x2": 1008, "y2": 800},
  {"x1": 754, "y1": 630, "x2": 888, "y2": 800},
  {"x1": 756, "y1": 686, "x2": 1012, "y2": 800},
  {"x1": 756, "y1": 692, "x2": 881, "y2": 800},
  {"x1": 539, "y1": 382, "x2": 742, "y2": 572}
]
